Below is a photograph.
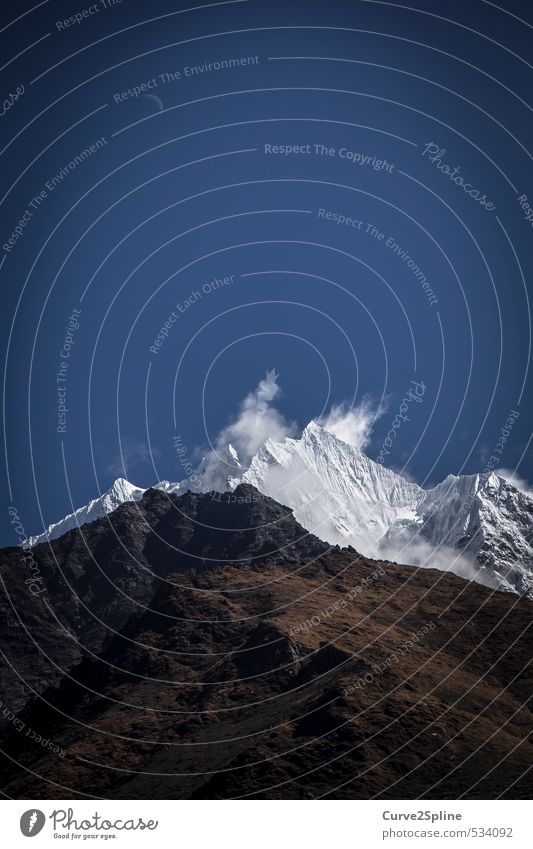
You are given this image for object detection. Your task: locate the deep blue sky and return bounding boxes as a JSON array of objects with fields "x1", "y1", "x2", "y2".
[{"x1": 1, "y1": 0, "x2": 532, "y2": 545}]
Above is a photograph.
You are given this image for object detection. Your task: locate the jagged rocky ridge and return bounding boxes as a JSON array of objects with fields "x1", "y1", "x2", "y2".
[
  {"x1": 0, "y1": 484, "x2": 531, "y2": 799},
  {"x1": 28, "y1": 422, "x2": 533, "y2": 597}
]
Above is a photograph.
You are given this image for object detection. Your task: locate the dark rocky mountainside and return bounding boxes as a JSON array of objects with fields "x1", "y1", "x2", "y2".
[
  {"x1": 0, "y1": 485, "x2": 531, "y2": 799},
  {"x1": 0, "y1": 485, "x2": 327, "y2": 716}
]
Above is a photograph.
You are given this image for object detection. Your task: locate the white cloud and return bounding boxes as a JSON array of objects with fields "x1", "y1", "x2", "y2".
[
  {"x1": 379, "y1": 536, "x2": 497, "y2": 588},
  {"x1": 319, "y1": 398, "x2": 383, "y2": 450},
  {"x1": 213, "y1": 369, "x2": 296, "y2": 465},
  {"x1": 196, "y1": 380, "x2": 384, "y2": 493}
]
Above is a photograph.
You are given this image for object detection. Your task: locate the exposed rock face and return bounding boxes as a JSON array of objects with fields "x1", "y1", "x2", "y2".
[{"x1": 0, "y1": 486, "x2": 531, "y2": 800}]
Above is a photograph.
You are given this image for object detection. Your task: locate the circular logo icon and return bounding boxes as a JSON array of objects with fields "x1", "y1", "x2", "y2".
[{"x1": 20, "y1": 810, "x2": 46, "y2": 837}]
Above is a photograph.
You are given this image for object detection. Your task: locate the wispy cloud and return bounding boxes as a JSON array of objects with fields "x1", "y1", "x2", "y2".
[
  {"x1": 214, "y1": 369, "x2": 296, "y2": 464},
  {"x1": 105, "y1": 439, "x2": 161, "y2": 478},
  {"x1": 496, "y1": 468, "x2": 532, "y2": 497},
  {"x1": 319, "y1": 398, "x2": 384, "y2": 450},
  {"x1": 203, "y1": 376, "x2": 383, "y2": 471},
  {"x1": 379, "y1": 536, "x2": 497, "y2": 588}
]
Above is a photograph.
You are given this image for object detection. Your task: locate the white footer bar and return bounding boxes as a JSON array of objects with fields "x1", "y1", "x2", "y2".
[{"x1": 3, "y1": 799, "x2": 530, "y2": 848}]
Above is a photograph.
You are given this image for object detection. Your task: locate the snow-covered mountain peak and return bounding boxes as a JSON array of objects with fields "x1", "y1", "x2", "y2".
[
  {"x1": 302, "y1": 419, "x2": 325, "y2": 439},
  {"x1": 153, "y1": 479, "x2": 176, "y2": 493},
  {"x1": 231, "y1": 422, "x2": 422, "y2": 552},
  {"x1": 28, "y1": 477, "x2": 145, "y2": 547},
  {"x1": 25, "y1": 421, "x2": 533, "y2": 598},
  {"x1": 104, "y1": 477, "x2": 142, "y2": 502},
  {"x1": 227, "y1": 443, "x2": 241, "y2": 467}
]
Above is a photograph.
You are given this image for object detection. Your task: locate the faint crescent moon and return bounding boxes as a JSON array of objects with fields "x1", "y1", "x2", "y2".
[{"x1": 144, "y1": 93, "x2": 164, "y2": 112}]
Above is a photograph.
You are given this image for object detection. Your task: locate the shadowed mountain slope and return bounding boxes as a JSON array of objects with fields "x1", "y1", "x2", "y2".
[{"x1": 0, "y1": 486, "x2": 531, "y2": 799}]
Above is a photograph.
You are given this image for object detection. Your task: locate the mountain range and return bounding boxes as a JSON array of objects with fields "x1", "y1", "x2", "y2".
[
  {"x1": 1, "y1": 484, "x2": 531, "y2": 799},
  {"x1": 28, "y1": 421, "x2": 533, "y2": 598}
]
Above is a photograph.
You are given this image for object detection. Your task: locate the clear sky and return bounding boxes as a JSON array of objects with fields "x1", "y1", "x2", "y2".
[{"x1": 1, "y1": 0, "x2": 532, "y2": 545}]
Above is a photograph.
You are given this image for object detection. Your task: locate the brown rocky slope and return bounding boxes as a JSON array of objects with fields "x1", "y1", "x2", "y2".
[{"x1": 0, "y1": 485, "x2": 531, "y2": 799}]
